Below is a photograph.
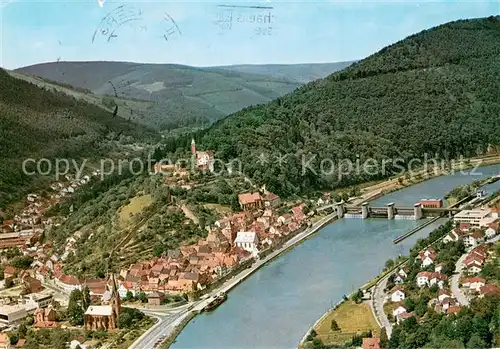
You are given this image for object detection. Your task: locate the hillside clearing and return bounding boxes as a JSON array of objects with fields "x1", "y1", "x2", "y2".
[{"x1": 119, "y1": 194, "x2": 153, "y2": 228}]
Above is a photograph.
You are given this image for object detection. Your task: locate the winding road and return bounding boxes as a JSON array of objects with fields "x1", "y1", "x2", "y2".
[{"x1": 371, "y1": 273, "x2": 392, "y2": 338}]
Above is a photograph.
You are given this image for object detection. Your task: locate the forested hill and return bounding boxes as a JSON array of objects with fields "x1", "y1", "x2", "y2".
[
  {"x1": 181, "y1": 16, "x2": 500, "y2": 197},
  {"x1": 15, "y1": 62, "x2": 350, "y2": 131},
  {"x1": 0, "y1": 68, "x2": 153, "y2": 209}
]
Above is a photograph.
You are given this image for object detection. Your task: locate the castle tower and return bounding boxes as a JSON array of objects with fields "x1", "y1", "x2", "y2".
[
  {"x1": 191, "y1": 138, "x2": 196, "y2": 156},
  {"x1": 110, "y1": 273, "x2": 121, "y2": 319}
]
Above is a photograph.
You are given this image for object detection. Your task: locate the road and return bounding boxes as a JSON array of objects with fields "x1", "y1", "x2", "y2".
[
  {"x1": 371, "y1": 273, "x2": 392, "y2": 338},
  {"x1": 450, "y1": 252, "x2": 469, "y2": 306},
  {"x1": 129, "y1": 212, "x2": 337, "y2": 348}
]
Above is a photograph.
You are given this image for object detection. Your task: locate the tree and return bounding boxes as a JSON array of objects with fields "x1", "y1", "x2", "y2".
[
  {"x1": 18, "y1": 323, "x2": 27, "y2": 338},
  {"x1": 385, "y1": 258, "x2": 395, "y2": 270},
  {"x1": 125, "y1": 291, "x2": 134, "y2": 301},
  {"x1": 441, "y1": 260, "x2": 456, "y2": 276},
  {"x1": 351, "y1": 289, "x2": 364, "y2": 304},
  {"x1": 82, "y1": 286, "x2": 91, "y2": 311},
  {"x1": 466, "y1": 334, "x2": 486, "y2": 349},
  {"x1": 10, "y1": 256, "x2": 34, "y2": 269},
  {"x1": 138, "y1": 292, "x2": 147, "y2": 303},
  {"x1": 4, "y1": 277, "x2": 14, "y2": 288},
  {"x1": 404, "y1": 298, "x2": 416, "y2": 312},
  {"x1": 331, "y1": 319, "x2": 340, "y2": 331},
  {"x1": 380, "y1": 327, "x2": 388, "y2": 348},
  {"x1": 67, "y1": 289, "x2": 84, "y2": 326},
  {"x1": 8, "y1": 332, "x2": 19, "y2": 345},
  {"x1": 118, "y1": 312, "x2": 133, "y2": 328}
]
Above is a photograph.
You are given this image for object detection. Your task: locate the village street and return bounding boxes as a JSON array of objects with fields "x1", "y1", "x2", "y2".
[
  {"x1": 371, "y1": 273, "x2": 392, "y2": 338},
  {"x1": 450, "y1": 253, "x2": 470, "y2": 306}
]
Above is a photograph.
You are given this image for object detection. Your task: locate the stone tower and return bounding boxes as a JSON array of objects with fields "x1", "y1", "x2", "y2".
[
  {"x1": 110, "y1": 273, "x2": 121, "y2": 319},
  {"x1": 191, "y1": 138, "x2": 196, "y2": 156}
]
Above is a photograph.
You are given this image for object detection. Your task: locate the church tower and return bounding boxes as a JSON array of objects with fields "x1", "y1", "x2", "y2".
[
  {"x1": 191, "y1": 138, "x2": 196, "y2": 156},
  {"x1": 110, "y1": 273, "x2": 121, "y2": 319}
]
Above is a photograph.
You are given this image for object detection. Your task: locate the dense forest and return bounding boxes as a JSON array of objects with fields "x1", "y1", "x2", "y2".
[
  {"x1": 158, "y1": 16, "x2": 500, "y2": 198},
  {"x1": 0, "y1": 69, "x2": 155, "y2": 209}
]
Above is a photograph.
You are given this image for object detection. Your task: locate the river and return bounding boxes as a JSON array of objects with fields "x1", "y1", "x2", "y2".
[{"x1": 172, "y1": 164, "x2": 500, "y2": 349}]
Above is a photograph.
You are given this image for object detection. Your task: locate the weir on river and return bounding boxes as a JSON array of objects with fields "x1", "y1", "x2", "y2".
[{"x1": 172, "y1": 165, "x2": 500, "y2": 349}]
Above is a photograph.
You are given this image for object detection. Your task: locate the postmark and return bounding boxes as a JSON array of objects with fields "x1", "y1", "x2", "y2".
[
  {"x1": 92, "y1": 5, "x2": 143, "y2": 43},
  {"x1": 162, "y1": 13, "x2": 182, "y2": 42},
  {"x1": 214, "y1": 4, "x2": 275, "y2": 36}
]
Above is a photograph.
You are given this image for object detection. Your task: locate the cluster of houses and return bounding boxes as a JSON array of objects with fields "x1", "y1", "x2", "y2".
[
  {"x1": 0, "y1": 173, "x2": 98, "y2": 251},
  {"x1": 444, "y1": 219, "x2": 498, "y2": 247},
  {"x1": 458, "y1": 243, "x2": 500, "y2": 298},
  {"x1": 385, "y1": 214, "x2": 500, "y2": 325},
  {"x1": 22, "y1": 189, "x2": 309, "y2": 306}
]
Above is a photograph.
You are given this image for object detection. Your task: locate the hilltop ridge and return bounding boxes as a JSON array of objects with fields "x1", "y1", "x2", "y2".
[{"x1": 182, "y1": 16, "x2": 500, "y2": 197}]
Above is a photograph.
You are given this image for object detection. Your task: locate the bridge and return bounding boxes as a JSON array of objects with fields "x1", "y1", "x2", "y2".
[{"x1": 316, "y1": 200, "x2": 465, "y2": 220}]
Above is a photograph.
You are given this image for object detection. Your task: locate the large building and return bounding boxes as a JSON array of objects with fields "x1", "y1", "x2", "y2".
[
  {"x1": 0, "y1": 305, "x2": 28, "y2": 325},
  {"x1": 234, "y1": 231, "x2": 259, "y2": 256},
  {"x1": 419, "y1": 199, "x2": 443, "y2": 208},
  {"x1": 238, "y1": 192, "x2": 263, "y2": 211},
  {"x1": 84, "y1": 275, "x2": 121, "y2": 331},
  {"x1": 454, "y1": 208, "x2": 494, "y2": 227}
]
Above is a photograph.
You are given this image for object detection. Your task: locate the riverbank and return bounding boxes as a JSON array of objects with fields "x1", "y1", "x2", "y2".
[{"x1": 160, "y1": 311, "x2": 199, "y2": 349}]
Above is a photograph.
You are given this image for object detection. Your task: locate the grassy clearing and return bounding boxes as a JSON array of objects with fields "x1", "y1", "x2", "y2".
[
  {"x1": 314, "y1": 301, "x2": 380, "y2": 346},
  {"x1": 203, "y1": 203, "x2": 232, "y2": 215},
  {"x1": 118, "y1": 194, "x2": 153, "y2": 228}
]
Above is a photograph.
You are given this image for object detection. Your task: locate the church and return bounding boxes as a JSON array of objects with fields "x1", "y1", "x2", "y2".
[
  {"x1": 191, "y1": 138, "x2": 214, "y2": 172},
  {"x1": 84, "y1": 274, "x2": 121, "y2": 331}
]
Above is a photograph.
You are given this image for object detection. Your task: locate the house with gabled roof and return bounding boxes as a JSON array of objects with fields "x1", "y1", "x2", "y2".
[{"x1": 390, "y1": 286, "x2": 405, "y2": 302}]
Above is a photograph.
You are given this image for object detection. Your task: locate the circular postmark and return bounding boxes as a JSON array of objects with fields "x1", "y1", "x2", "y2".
[
  {"x1": 92, "y1": 5, "x2": 143, "y2": 43},
  {"x1": 162, "y1": 13, "x2": 182, "y2": 42}
]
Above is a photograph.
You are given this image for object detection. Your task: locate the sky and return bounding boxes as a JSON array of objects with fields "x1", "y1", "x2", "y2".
[{"x1": 1, "y1": 0, "x2": 499, "y2": 69}]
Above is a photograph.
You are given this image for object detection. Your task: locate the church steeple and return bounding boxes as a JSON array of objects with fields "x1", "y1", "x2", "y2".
[
  {"x1": 110, "y1": 273, "x2": 121, "y2": 318},
  {"x1": 191, "y1": 138, "x2": 196, "y2": 156}
]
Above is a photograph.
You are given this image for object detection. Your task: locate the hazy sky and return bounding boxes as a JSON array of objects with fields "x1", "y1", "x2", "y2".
[{"x1": 1, "y1": 0, "x2": 499, "y2": 69}]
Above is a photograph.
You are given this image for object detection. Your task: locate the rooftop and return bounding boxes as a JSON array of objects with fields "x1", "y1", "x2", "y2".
[
  {"x1": 455, "y1": 209, "x2": 492, "y2": 219},
  {"x1": 234, "y1": 231, "x2": 258, "y2": 244},
  {"x1": 84, "y1": 305, "x2": 112, "y2": 316}
]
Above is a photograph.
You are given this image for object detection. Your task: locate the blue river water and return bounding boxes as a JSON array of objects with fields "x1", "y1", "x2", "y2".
[{"x1": 172, "y1": 164, "x2": 500, "y2": 349}]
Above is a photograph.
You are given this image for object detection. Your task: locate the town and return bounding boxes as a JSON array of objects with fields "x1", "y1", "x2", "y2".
[{"x1": 0, "y1": 140, "x2": 318, "y2": 348}]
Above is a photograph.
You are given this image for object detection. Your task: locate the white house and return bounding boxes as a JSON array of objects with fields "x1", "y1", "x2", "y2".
[
  {"x1": 416, "y1": 271, "x2": 432, "y2": 287},
  {"x1": 485, "y1": 227, "x2": 496, "y2": 238},
  {"x1": 467, "y1": 264, "x2": 483, "y2": 274},
  {"x1": 396, "y1": 312, "x2": 414, "y2": 324},
  {"x1": 417, "y1": 248, "x2": 436, "y2": 267},
  {"x1": 390, "y1": 287, "x2": 405, "y2": 302},
  {"x1": 443, "y1": 228, "x2": 466, "y2": 243},
  {"x1": 392, "y1": 304, "x2": 407, "y2": 317},
  {"x1": 434, "y1": 263, "x2": 444, "y2": 274},
  {"x1": 394, "y1": 274, "x2": 405, "y2": 285},
  {"x1": 398, "y1": 267, "x2": 408, "y2": 279},
  {"x1": 234, "y1": 231, "x2": 259, "y2": 256},
  {"x1": 421, "y1": 255, "x2": 435, "y2": 267},
  {"x1": 437, "y1": 289, "x2": 451, "y2": 302},
  {"x1": 430, "y1": 272, "x2": 447, "y2": 289},
  {"x1": 461, "y1": 277, "x2": 485, "y2": 292}
]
